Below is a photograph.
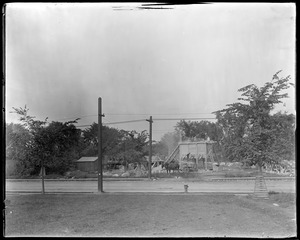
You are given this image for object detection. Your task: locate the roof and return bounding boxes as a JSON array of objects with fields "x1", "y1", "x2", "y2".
[{"x1": 76, "y1": 157, "x2": 98, "y2": 162}]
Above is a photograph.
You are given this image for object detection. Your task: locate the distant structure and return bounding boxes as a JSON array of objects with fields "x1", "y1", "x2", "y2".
[
  {"x1": 76, "y1": 157, "x2": 98, "y2": 172},
  {"x1": 141, "y1": 155, "x2": 165, "y2": 173},
  {"x1": 165, "y1": 139, "x2": 216, "y2": 171}
]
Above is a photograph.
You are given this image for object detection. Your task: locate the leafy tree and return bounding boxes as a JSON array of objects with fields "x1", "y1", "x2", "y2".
[
  {"x1": 81, "y1": 123, "x2": 98, "y2": 156},
  {"x1": 175, "y1": 120, "x2": 223, "y2": 141},
  {"x1": 10, "y1": 106, "x2": 81, "y2": 175},
  {"x1": 267, "y1": 112, "x2": 295, "y2": 161},
  {"x1": 214, "y1": 71, "x2": 294, "y2": 171},
  {"x1": 6, "y1": 123, "x2": 33, "y2": 175},
  {"x1": 81, "y1": 123, "x2": 123, "y2": 157},
  {"x1": 33, "y1": 121, "x2": 81, "y2": 174},
  {"x1": 116, "y1": 130, "x2": 149, "y2": 168},
  {"x1": 6, "y1": 123, "x2": 31, "y2": 161}
]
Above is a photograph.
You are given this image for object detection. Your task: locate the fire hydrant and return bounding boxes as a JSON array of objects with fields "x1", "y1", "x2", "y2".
[{"x1": 184, "y1": 184, "x2": 189, "y2": 193}]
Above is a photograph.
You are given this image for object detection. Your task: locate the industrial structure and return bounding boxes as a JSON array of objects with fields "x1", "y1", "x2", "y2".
[{"x1": 165, "y1": 140, "x2": 217, "y2": 171}]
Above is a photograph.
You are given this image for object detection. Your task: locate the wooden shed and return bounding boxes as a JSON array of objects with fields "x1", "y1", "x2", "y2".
[{"x1": 76, "y1": 157, "x2": 98, "y2": 172}]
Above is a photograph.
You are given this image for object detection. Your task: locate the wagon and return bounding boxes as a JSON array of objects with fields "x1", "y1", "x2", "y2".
[{"x1": 181, "y1": 159, "x2": 198, "y2": 173}]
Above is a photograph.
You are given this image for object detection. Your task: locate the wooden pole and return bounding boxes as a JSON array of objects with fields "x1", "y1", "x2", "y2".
[
  {"x1": 146, "y1": 116, "x2": 153, "y2": 179},
  {"x1": 98, "y1": 97, "x2": 104, "y2": 192},
  {"x1": 41, "y1": 161, "x2": 45, "y2": 194}
]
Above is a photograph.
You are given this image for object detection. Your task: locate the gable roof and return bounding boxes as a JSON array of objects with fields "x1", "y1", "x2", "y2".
[{"x1": 76, "y1": 157, "x2": 98, "y2": 162}]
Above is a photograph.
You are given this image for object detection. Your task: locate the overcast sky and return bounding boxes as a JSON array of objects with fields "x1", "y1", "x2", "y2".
[{"x1": 5, "y1": 3, "x2": 296, "y2": 141}]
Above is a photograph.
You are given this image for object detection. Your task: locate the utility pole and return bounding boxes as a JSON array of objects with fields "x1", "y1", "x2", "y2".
[
  {"x1": 146, "y1": 116, "x2": 153, "y2": 179},
  {"x1": 41, "y1": 159, "x2": 45, "y2": 194},
  {"x1": 98, "y1": 97, "x2": 105, "y2": 192}
]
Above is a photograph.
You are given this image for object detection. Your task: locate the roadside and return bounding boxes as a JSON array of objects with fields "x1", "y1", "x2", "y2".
[
  {"x1": 5, "y1": 178, "x2": 295, "y2": 194},
  {"x1": 5, "y1": 176, "x2": 295, "y2": 182}
]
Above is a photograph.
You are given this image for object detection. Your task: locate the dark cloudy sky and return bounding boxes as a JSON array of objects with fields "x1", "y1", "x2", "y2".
[{"x1": 5, "y1": 3, "x2": 295, "y2": 140}]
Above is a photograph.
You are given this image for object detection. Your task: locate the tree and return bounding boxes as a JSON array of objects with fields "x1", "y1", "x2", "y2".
[
  {"x1": 81, "y1": 123, "x2": 123, "y2": 157},
  {"x1": 175, "y1": 120, "x2": 224, "y2": 141},
  {"x1": 34, "y1": 121, "x2": 81, "y2": 174},
  {"x1": 116, "y1": 130, "x2": 149, "y2": 168},
  {"x1": 267, "y1": 112, "x2": 295, "y2": 161},
  {"x1": 6, "y1": 123, "x2": 31, "y2": 161},
  {"x1": 10, "y1": 106, "x2": 81, "y2": 175},
  {"x1": 6, "y1": 123, "x2": 33, "y2": 175},
  {"x1": 214, "y1": 71, "x2": 294, "y2": 171}
]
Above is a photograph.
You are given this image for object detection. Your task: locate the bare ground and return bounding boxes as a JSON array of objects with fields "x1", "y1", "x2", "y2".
[{"x1": 4, "y1": 193, "x2": 296, "y2": 238}]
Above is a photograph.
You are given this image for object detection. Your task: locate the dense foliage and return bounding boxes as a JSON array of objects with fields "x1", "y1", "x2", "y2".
[
  {"x1": 7, "y1": 106, "x2": 81, "y2": 175},
  {"x1": 214, "y1": 71, "x2": 295, "y2": 169},
  {"x1": 175, "y1": 120, "x2": 223, "y2": 142}
]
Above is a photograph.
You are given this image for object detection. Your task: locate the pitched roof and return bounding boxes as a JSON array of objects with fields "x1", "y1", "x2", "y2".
[{"x1": 76, "y1": 157, "x2": 98, "y2": 162}]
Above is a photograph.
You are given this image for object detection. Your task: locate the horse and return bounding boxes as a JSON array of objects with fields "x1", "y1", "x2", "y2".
[{"x1": 163, "y1": 161, "x2": 180, "y2": 174}]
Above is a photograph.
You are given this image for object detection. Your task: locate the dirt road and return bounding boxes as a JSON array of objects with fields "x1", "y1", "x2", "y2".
[{"x1": 6, "y1": 178, "x2": 295, "y2": 193}]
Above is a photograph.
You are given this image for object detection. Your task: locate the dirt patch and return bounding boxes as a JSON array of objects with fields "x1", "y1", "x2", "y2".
[{"x1": 4, "y1": 193, "x2": 296, "y2": 237}]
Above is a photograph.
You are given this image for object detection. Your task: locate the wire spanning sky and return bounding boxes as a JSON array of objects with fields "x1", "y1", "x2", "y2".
[{"x1": 5, "y1": 3, "x2": 296, "y2": 141}]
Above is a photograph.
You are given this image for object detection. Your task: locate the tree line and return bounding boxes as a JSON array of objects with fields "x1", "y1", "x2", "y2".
[{"x1": 6, "y1": 71, "x2": 295, "y2": 176}]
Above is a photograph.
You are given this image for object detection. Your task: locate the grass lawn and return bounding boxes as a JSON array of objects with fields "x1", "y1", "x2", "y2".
[{"x1": 4, "y1": 193, "x2": 296, "y2": 237}]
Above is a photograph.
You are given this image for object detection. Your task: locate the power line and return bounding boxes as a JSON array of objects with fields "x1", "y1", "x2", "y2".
[
  {"x1": 52, "y1": 112, "x2": 215, "y2": 121},
  {"x1": 74, "y1": 117, "x2": 216, "y2": 128},
  {"x1": 101, "y1": 117, "x2": 217, "y2": 125},
  {"x1": 153, "y1": 117, "x2": 216, "y2": 121},
  {"x1": 74, "y1": 120, "x2": 147, "y2": 128},
  {"x1": 54, "y1": 114, "x2": 97, "y2": 121},
  {"x1": 105, "y1": 112, "x2": 214, "y2": 116},
  {"x1": 104, "y1": 119, "x2": 147, "y2": 125}
]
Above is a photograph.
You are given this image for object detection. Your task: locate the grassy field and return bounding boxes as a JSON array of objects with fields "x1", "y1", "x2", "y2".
[{"x1": 4, "y1": 192, "x2": 296, "y2": 237}]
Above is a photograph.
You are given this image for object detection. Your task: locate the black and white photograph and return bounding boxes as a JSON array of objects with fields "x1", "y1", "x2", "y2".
[{"x1": 4, "y1": 2, "x2": 296, "y2": 238}]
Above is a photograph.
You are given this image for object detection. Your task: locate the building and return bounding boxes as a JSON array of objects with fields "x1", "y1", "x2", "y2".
[
  {"x1": 75, "y1": 157, "x2": 98, "y2": 172},
  {"x1": 165, "y1": 140, "x2": 216, "y2": 171}
]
